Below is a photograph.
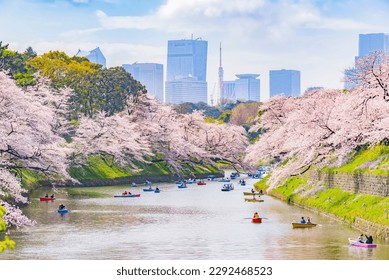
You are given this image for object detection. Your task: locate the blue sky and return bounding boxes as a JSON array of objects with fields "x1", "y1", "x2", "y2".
[{"x1": 1, "y1": 0, "x2": 389, "y2": 101}]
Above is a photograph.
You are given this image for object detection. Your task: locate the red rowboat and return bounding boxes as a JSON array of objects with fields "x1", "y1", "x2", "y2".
[
  {"x1": 197, "y1": 182, "x2": 206, "y2": 185},
  {"x1": 252, "y1": 217, "x2": 262, "y2": 223},
  {"x1": 40, "y1": 197, "x2": 56, "y2": 201}
]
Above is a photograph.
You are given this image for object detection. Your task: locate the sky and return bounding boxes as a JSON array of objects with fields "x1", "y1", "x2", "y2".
[{"x1": 1, "y1": 0, "x2": 389, "y2": 102}]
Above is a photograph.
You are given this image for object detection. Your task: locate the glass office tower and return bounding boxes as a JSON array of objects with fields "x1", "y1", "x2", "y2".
[
  {"x1": 165, "y1": 39, "x2": 208, "y2": 104},
  {"x1": 122, "y1": 63, "x2": 164, "y2": 103},
  {"x1": 269, "y1": 69, "x2": 301, "y2": 98}
]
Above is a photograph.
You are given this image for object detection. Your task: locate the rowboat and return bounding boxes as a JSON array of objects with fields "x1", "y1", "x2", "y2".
[
  {"x1": 40, "y1": 197, "x2": 56, "y2": 201},
  {"x1": 244, "y1": 198, "x2": 264, "y2": 202},
  {"x1": 243, "y1": 192, "x2": 262, "y2": 196},
  {"x1": 154, "y1": 189, "x2": 161, "y2": 193},
  {"x1": 240, "y1": 182, "x2": 246, "y2": 186},
  {"x1": 348, "y1": 238, "x2": 377, "y2": 248},
  {"x1": 197, "y1": 182, "x2": 206, "y2": 186},
  {"x1": 114, "y1": 194, "x2": 140, "y2": 197},
  {"x1": 292, "y1": 223, "x2": 317, "y2": 228},
  {"x1": 57, "y1": 208, "x2": 69, "y2": 214},
  {"x1": 221, "y1": 183, "x2": 234, "y2": 191},
  {"x1": 178, "y1": 184, "x2": 187, "y2": 189},
  {"x1": 143, "y1": 188, "x2": 155, "y2": 192},
  {"x1": 252, "y1": 217, "x2": 262, "y2": 223}
]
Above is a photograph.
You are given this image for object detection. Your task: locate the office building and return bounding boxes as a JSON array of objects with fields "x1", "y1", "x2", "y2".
[
  {"x1": 358, "y1": 33, "x2": 389, "y2": 60},
  {"x1": 345, "y1": 33, "x2": 389, "y2": 90},
  {"x1": 222, "y1": 81, "x2": 236, "y2": 103},
  {"x1": 165, "y1": 38, "x2": 208, "y2": 104},
  {"x1": 165, "y1": 78, "x2": 207, "y2": 104},
  {"x1": 122, "y1": 63, "x2": 164, "y2": 102},
  {"x1": 221, "y1": 74, "x2": 260, "y2": 103},
  {"x1": 269, "y1": 69, "x2": 301, "y2": 98},
  {"x1": 76, "y1": 47, "x2": 106, "y2": 68}
]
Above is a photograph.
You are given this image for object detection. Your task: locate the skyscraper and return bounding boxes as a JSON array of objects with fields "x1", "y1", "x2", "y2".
[
  {"x1": 345, "y1": 33, "x2": 389, "y2": 90},
  {"x1": 269, "y1": 69, "x2": 301, "y2": 98},
  {"x1": 165, "y1": 38, "x2": 208, "y2": 104},
  {"x1": 222, "y1": 74, "x2": 260, "y2": 103},
  {"x1": 75, "y1": 47, "x2": 106, "y2": 68},
  {"x1": 122, "y1": 63, "x2": 164, "y2": 103},
  {"x1": 358, "y1": 33, "x2": 389, "y2": 59}
]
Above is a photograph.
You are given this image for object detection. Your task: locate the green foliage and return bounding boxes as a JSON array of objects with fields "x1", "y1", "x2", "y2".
[
  {"x1": 0, "y1": 42, "x2": 37, "y2": 86},
  {"x1": 69, "y1": 155, "x2": 132, "y2": 180},
  {"x1": 217, "y1": 111, "x2": 231, "y2": 123},
  {"x1": 68, "y1": 154, "x2": 220, "y2": 181},
  {"x1": 204, "y1": 116, "x2": 216, "y2": 123},
  {"x1": 253, "y1": 175, "x2": 270, "y2": 191},
  {"x1": 28, "y1": 51, "x2": 145, "y2": 117},
  {"x1": 271, "y1": 174, "x2": 389, "y2": 226},
  {"x1": 272, "y1": 176, "x2": 308, "y2": 202},
  {"x1": 1, "y1": 205, "x2": 16, "y2": 252},
  {"x1": 323, "y1": 144, "x2": 389, "y2": 175},
  {"x1": 174, "y1": 102, "x2": 222, "y2": 118}
]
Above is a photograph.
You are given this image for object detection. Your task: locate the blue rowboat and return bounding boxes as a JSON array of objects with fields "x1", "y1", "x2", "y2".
[
  {"x1": 57, "y1": 208, "x2": 69, "y2": 214},
  {"x1": 221, "y1": 183, "x2": 234, "y2": 191},
  {"x1": 143, "y1": 188, "x2": 155, "y2": 192}
]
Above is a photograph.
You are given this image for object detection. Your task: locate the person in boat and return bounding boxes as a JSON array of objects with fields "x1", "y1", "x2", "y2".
[
  {"x1": 357, "y1": 234, "x2": 365, "y2": 243},
  {"x1": 58, "y1": 204, "x2": 65, "y2": 210},
  {"x1": 307, "y1": 217, "x2": 312, "y2": 224},
  {"x1": 122, "y1": 191, "x2": 128, "y2": 195},
  {"x1": 259, "y1": 190, "x2": 263, "y2": 195},
  {"x1": 156, "y1": 187, "x2": 160, "y2": 191},
  {"x1": 44, "y1": 194, "x2": 49, "y2": 198},
  {"x1": 127, "y1": 191, "x2": 132, "y2": 195},
  {"x1": 50, "y1": 194, "x2": 55, "y2": 198},
  {"x1": 365, "y1": 235, "x2": 373, "y2": 244},
  {"x1": 253, "y1": 212, "x2": 259, "y2": 219},
  {"x1": 300, "y1": 217, "x2": 306, "y2": 224},
  {"x1": 131, "y1": 182, "x2": 137, "y2": 187}
]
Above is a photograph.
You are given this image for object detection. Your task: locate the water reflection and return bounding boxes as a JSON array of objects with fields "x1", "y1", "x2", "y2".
[{"x1": 1, "y1": 177, "x2": 389, "y2": 260}]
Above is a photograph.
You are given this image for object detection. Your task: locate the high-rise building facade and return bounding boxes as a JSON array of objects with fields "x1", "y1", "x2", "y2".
[
  {"x1": 269, "y1": 69, "x2": 301, "y2": 98},
  {"x1": 122, "y1": 63, "x2": 164, "y2": 103},
  {"x1": 234, "y1": 74, "x2": 260, "y2": 102},
  {"x1": 345, "y1": 33, "x2": 389, "y2": 90},
  {"x1": 222, "y1": 74, "x2": 260, "y2": 103},
  {"x1": 165, "y1": 38, "x2": 208, "y2": 104},
  {"x1": 358, "y1": 33, "x2": 389, "y2": 59},
  {"x1": 76, "y1": 47, "x2": 106, "y2": 68}
]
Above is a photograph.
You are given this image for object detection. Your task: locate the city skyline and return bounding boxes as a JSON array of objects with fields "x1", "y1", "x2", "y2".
[{"x1": 1, "y1": 0, "x2": 389, "y2": 101}]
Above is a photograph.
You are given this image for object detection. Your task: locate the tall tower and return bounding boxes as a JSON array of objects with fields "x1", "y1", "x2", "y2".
[
  {"x1": 217, "y1": 42, "x2": 224, "y2": 106},
  {"x1": 165, "y1": 38, "x2": 208, "y2": 104}
]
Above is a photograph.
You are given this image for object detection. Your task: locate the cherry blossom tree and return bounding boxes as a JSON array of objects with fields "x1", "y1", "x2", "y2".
[
  {"x1": 245, "y1": 79, "x2": 389, "y2": 190},
  {"x1": 0, "y1": 71, "x2": 71, "y2": 227}
]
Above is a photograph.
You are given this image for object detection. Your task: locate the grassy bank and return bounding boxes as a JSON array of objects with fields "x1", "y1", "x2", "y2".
[
  {"x1": 253, "y1": 144, "x2": 389, "y2": 236},
  {"x1": 20, "y1": 154, "x2": 221, "y2": 190}
]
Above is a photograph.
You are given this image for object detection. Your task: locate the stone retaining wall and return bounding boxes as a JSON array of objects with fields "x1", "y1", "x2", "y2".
[
  {"x1": 285, "y1": 200, "x2": 389, "y2": 239},
  {"x1": 309, "y1": 171, "x2": 389, "y2": 197}
]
